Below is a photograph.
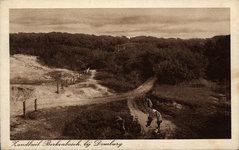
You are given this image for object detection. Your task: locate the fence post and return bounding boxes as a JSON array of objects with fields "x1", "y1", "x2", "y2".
[
  {"x1": 66, "y1": 79, "x2": 68, "y2": 87},
  {"x1": 56, "y1": 82, "x2": 59, "y2": 94},
  {"x1": 61, "y1": 80, "x2": 64, "y2": 89},
  {"x1": 34, "y1": 99, "x2": 37, "y2": 111},
  {"x1": 23, "y1": 101, "x2": 26, "y2": 118}
]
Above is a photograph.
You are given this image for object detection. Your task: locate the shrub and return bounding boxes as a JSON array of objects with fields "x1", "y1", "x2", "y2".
[{"x1": 62, "y1": 100, "x2": 141, "y2": 139}]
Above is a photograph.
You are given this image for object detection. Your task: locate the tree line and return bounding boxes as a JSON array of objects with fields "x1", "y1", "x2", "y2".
[{"x1": 10, "y1": 32, "x2": 230, "y2": 91}]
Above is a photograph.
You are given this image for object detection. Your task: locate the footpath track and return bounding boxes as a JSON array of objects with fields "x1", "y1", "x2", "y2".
[
  {"x1": 11, "y1": 75, "x2": 157, "y2": 116},
  {"x1": 34, "y1": 76, "x2": 157, "y2": 109}
]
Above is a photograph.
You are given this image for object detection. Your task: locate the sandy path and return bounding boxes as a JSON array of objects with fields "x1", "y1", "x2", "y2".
[
  {"x1": 128, "y1": 97, "x2": 177, "y2": 138},
  {"x1": 126, "y1": 77, "x2": 176, "y2": 138},
  {"x1": 10, "y1": 73, "x2": 158, "y2": 117}
]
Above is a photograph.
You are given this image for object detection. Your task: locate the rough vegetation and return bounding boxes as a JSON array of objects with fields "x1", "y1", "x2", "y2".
[
  {"x1": 10, "y1": 33, "x2": 230, "y2": 92},
  {"x1": 142, "y1": 83, "x2": 231, "y2": 139},
  {"x1": 62, "y1": 100, "x2": 141, "y2": 139},
  {"x1": 11, "y1": 100, "x2": 142, "y2": 140}
]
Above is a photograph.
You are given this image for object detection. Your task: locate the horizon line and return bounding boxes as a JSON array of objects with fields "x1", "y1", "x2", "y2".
[{"x1": 9, "y1": 31, "x2": 230, "y2": 40}]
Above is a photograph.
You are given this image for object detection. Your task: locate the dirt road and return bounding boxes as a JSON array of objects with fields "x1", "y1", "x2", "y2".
[
  {"x1": 127, "y1": 77, "x2": 176, "y2": 138},
  {"x1": 127, "y1": 95, "x2": 176, "y2": 138},
  {"x1": 11, "y1": 75, "x2": 158, "y2": 116}
]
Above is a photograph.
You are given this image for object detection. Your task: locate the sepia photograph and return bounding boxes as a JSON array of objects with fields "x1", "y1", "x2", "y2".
[
  {"x1": 1, "y1": 0, "x2": 239, "y2": 149},
  {"x1": 9, "y1": 7, "x2": 231, "y2": 139}
]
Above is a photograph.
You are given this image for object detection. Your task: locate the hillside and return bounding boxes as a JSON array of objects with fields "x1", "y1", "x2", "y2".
[{"x1": 10, "y1": 54, "x2": 113, "y2": 116}]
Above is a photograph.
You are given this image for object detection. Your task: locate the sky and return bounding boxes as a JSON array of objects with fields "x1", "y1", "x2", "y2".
[{"x1": 9, "y1": 8, "x2": 230, "y2": 39}]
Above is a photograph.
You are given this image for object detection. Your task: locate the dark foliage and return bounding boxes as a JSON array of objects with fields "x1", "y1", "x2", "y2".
[
  {"x1": 204, "y1": 35, "x2": 230, "y2": 81},
  {"x1": 10, "y1": 32, "x2": 230, "y2": 89},
  {"x1": 145, "y1": 95, "x2": 230, "y2": 139},
  {"x1": 62, "y1": 100, "x2": 141, "y2": 139}
]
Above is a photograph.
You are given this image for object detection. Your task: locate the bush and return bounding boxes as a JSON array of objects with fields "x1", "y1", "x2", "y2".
[
  {"x1": 10, "y1": 33, "x2": 230, "y2": 87},
  {"x1": 94, "y1": 71, "x2": 114, "y2": 80},
  {"x1": 100, "y1": 79, "x2": 135, "y2": 93},
  {"x1": 62, "y1": 100, "x2": 141, "y2": 139}
]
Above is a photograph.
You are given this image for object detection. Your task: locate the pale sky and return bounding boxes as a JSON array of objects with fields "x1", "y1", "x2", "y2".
[{"x1": 9, "y1": 8, "x2": 230, "y2": 39}]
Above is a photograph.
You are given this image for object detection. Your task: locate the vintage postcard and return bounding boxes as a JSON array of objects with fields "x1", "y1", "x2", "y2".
[{"x1": 1, "y1": 0, "x2": 239, "y2": 149}]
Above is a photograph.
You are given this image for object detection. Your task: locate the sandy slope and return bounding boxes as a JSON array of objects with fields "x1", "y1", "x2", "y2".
[
  {"x1": 10, "y1": 54, "x2": 154, "y2": 116},
  {"x1": 10, "y1": 54, "x2": 175, "y2": 138},
  {"x1": 10, "y1": 55, "x2": 112, "y2": 116}
]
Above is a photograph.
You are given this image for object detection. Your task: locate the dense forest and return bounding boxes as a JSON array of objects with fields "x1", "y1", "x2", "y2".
[{"x1": 10, "y1": 32, "x2": 230, "y2": 91}]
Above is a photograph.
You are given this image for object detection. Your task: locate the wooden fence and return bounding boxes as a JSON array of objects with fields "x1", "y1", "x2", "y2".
[{"x1": 20, "y1": 69, "x2": 91, "y2": 118}]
